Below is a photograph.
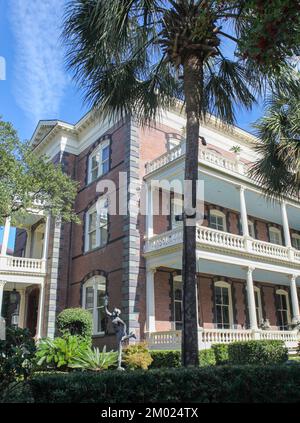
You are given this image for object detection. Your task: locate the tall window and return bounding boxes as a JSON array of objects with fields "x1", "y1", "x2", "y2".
[
  {"x1": 248, "y1": 220, "x2": 255, "y2": 238},
  {"x1": 85, "y1": 199, "x2": 108, "y2": 252},
  {"x1": 292, "y1": 234, "x2": 300, "y2": 250},
  {"x1": 82, "y1": 276, "x2": 106, "y2": 335},
  {"x1": 173, "y1": 276, "x2": 182, "y2": 330},
  {"x1": 214, "y1": 281, "x2": 233, "y2": 329},
  {"x1": 276, "y1": 289, "x2": 291, "y2": 330},
  {"x1": 254, "y1": 287, "x2": 263, "y2": 326},
  {"x1": 269, "y1": 227, "x2": 283, "y2": 245},
  {"x1": 210, "y1": 210, "x2": 227, "y2": 232},
  {"x1": 88, "y1": 140, "x2": 110, "y2": 183},
  {"x1": 171, "y1": 195, "x2": 183, "y2": 228}
]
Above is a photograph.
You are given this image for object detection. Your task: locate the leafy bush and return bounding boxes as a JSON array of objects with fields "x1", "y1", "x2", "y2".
[
  {"x1": 69, "y1": 346, "x2": 118, "y2": 371},
  {"x1": 0, "y1": 327, "x2": 36, "y2": 402},
  {"x1": 228, "y1": 340, "x2": 288, "y2": 365},
  {"x1": 56, "y1": 308, "x2": 93, "y2": 340},
  {"x1": 199, "y1": 348, "x2": 216, "y2": 367},
  {"x1": 212, "y1": 344, "x2": 229, "y2": 365},
  {"x1": 26, "y1": 365, "x2": 300, "y2": 403},
  {"x1": 149, "y1": 350, "x2": 181, "y2": 368},
  {"x1": 36, "y1": 334, "x2": 89, "y2": 371},
  {"x1": 123, "y1": 343, "x2": 153, "y2": 370}
]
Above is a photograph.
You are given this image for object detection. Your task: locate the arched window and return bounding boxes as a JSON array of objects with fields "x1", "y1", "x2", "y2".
[
  {"x1": 88, "y1": 140, "x2": 110, "y2": 183},
  {"x1": 173, "y1": 275, "x2": 182, "y2": 330},
  {"x1": 210, "y1": 210, "x2": 227, "y2": 232},
  {"x1": 292, "y1": 234, "x2": 300, "y2": 250},
  {"x1": 214, "y1": 281, "x2": 233, "y2": 329},
  {"x1": 248, "y1": 220, "x2": 255, "y2": 238},
  {"x1": 269, "y1": 227, "x2": 283, "y2": 245},
  {"x1": 276, "y1": 289, "x2": 291, "y2": 330},
  {"x1": 254, "y1": 286, "x2": 263, "y2": 326},
  {"x1": 82, "y1": 275, "x2": 106, "y2": 335},
  {"x1": 85, "y1": 198, "x2": 108, "y2": 252}
]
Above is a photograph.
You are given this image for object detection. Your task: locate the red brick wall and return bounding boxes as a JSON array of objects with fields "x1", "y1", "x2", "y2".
[{"x1": 154, "y1": 271, "x2": 172, "y2": 331}]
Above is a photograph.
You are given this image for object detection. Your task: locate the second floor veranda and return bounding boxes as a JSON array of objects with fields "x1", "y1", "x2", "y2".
[{"x1": 143, "y1": 161, "x2": 300, "y2": 269}]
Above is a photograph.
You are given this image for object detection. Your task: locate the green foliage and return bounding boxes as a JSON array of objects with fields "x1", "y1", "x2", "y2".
[
  {"x1": 149, "y1": 350, "x2": 181, "y2": 369},
  {"x1": 123, "y1": 343, "x2": 153, "y2": 370},
  {"x1": 35, "y1": 334, "x2": 89, "y2": 371},
  {"x1": 69, "y1": 346, "x2": 118, "y2": 371},
  {"x1": 25, "y1": 365, "x2": 300, "y2": 403},
  {"x1": 0, "y1": 118, "x2": 79, "y2": 225},
  {"x1": 228, "y1": 340, "x2": 288, "y2": 365},
  {"x1": 199, "y1": 348, "x2": 216, "y2": 367},
  {"x1": 56, "y1": 308, "x2": 93, "y2": 340},
  {"x1": 0, "y1": 327, "x2": 36, "y2": 402},
  {"x1": 212, "y1": 344, "x2": 229, "y2": 365}
]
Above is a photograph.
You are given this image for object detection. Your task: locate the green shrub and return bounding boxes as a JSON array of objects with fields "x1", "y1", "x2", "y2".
[
  {"x1": 199, "y1": 348, "x2": 216, "y2": 367},
  {"x1": 123, "y1": 343, "x2": 153, "y2": 370},
  {"x1": 56, "y1": 308, "x2": 93, "y2": 340},
  {"x1": 69, "y1": 346, "x2": 118, "y2": 371},
  {"x1": 25, "y1": 365, "x2": 300, "y2": 403},
  {"x1": 228, "y1": 340, "x2": 288, "y2": 365},
  {"x1": 149, "y1": 350, "x2": 181, "y2": 368},
  {"x1": 0, "y1": 327, "x2": 36, "y2": 402},
  {"x1": 212, "y1": 343, "x2": 229, "y2": 365},
  {"x1": 36, "y1": 334, "x2": 89, "y2": 371}
]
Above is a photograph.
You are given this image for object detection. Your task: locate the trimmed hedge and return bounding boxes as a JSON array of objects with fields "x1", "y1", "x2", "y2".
[
  {"x1": 25, "y1": 365, "x2": 300, "y2": 403},
  {"x1": 56, "y1": 308, "x2": 93, "y2": 339},
  {"x1": 228, "y1": 340, "x2": 288, "y2": 365},
  {"x1": 212, "y1": 344, "x2": 229, "y2": 365},
  {"x1": 149, "y1": 349, "x2": 215, "y2": 368}
]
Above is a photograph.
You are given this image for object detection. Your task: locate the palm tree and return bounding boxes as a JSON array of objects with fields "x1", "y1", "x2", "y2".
[
  {"x1": 62, "y1": 0, "x2": 286, "y2": 366},
  {"x1": 250, "y1": 76, "x2": 300, "y2": 199}
]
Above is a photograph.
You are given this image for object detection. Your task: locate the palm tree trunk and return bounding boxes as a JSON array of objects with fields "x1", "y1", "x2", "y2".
[{"x1": 181, "y1": 54, "x2": 202, "y2": 367}]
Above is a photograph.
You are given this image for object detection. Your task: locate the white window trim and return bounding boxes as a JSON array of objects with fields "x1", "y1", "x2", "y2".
[
  {"x1": 269, "y1": 226, "x2": 283, "y2": 245},
  {"x1": 210, "y1": 209, "x2": 227, "y2": 232},
  {"x1": 276, "y1": 289, "x2": 291, "y2": 327},
  {"x1": 292, "y1": 234, "x2": 300, "y2": 250},
  {"x1": 88, "y1": 140, "x2": 110, "y2": 184},
  {"x1": 173, "y1": 275, "x2": 182, "y2": 330},
  {"x1": 171, "y1": 195, "x2": 183, "y2": 228},
  {"x1": 214, "y1": 281, "x2": 233, "y2": 329},
  {"x1": 254, "y1": 286, "x2": 263, "y2": 325},
  {"x1": 82, "y1": 275, "x2": 106, "y2": 335},
  {"x1": 85, "y1": 200, "x2": 108, "y2": 252}
]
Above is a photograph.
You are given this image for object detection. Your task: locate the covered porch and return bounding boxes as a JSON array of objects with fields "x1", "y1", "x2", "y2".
[{"x1": 144, "y1": 254, "x2": 300, "y2": 351}]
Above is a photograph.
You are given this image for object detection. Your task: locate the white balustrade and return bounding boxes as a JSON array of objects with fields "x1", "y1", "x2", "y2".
[
  {"x1": 0, "y1": 256, "x2": 46, "y2": 274},
  {"x1": 251, "y1": 239, "x2": 289, "y2": 260},
  {"x1": 294, "y1": 250, "x2": 300, "y2": 263},
  {"x1": 145, "y1": 143, "x2": 184, "y2": 174},
  {"x1": 197, "y1": 226, "x2": 244, "y2": 250},
  {"x1": 146, "y1": 328, "x2": 300, "y2": 350},
  {"x1": 144, "y1": 227, "x2": 183, "y2": 252}
]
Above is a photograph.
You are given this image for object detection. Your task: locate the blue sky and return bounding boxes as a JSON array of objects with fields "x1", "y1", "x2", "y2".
[{"x1": 0, "y1": 0, "x2": 265, "y2": 249}]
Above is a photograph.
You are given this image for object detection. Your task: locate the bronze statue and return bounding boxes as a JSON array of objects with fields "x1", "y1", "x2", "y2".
[{"x1": 104, "y1": 296, "x2": 136, "y2": 370}]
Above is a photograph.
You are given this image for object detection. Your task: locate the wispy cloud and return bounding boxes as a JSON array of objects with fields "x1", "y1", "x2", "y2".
[{"x1": 9, "y1": 0, "x2": 68, "y2": 125}]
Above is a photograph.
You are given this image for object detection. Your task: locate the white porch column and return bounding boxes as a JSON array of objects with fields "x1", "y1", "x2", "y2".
[
  {"x1": 25, "y1": 229, "x2": 32, "y2": 258},
  {"x1": 146, "y1": 268, "x2": 156, "y2": 332},
  {"x1": 1, "y1": 217, "x2": 11, "y2": 256},
  {"x1": 42, "y1": 216, "x2": 50, "y2": 260},
  {"x1": 146, "y1": 182, "x2": 153, "y2": 239},
  {"x1": 281, "y1": 202, "x2": 291, "y2": 247},
  {"x1": 246, "y1": 267, "x2": 258, "y2": 330},
  {"x1": 289, "y1": 275, "x2": 300, "y2": 323},
  {"x1": 239, "y1": 186, "x2": 249, "y2": 237},
  {"x1": 18, "y1": 289, "x2": 26, "y2": 328},
  {"x1": 36, "y1": 283, "x2": 45, "y2": 339}
]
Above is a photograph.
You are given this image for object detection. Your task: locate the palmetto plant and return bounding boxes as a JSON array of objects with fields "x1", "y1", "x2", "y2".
[
  {"x1": 63, "y1": 0, "x2": 294, "y2": 366},
  {"x1": 250, "y1": 80, "x2": 300, "y2": 199},
  {"x1": 69, "y1": 346, "x2": 118, "y2": 371}
]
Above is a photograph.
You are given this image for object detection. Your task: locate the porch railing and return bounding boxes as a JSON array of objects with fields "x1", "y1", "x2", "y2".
[
  {"x1": 144, "y1": 225, "x2": 300, "y2": 265},
  {"x1": 0, "y1": 256, "x2": 46, "y2": 274},
  {"x1": 146, "y1": 329, "x2": 299, "y2": 351}
]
